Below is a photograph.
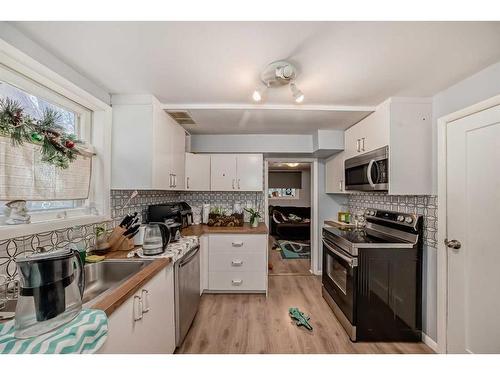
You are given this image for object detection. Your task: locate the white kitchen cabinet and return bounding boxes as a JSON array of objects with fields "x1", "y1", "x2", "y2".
[
  {"x1": 210, "y1": 154, "x2": 263, "y2": 191},
  {"x1": 111, "y1": 95, "x2": 185, "y2": 190},
  {"x1": 210, "y1": 154, "x2": 237, "y2": 191},
  {"x1": 325, "y1": 151, "x2": 348, "y2": 194},
  {"x1": 199, "y1": 235, "x2": 209, "y2": 294},
  {"x1": 340, "y1": 97, "x2": 432, "y2": 195},
  {"x1": 185, "y1": 153, "x2": 211, "y2": 191},
  {"x1": 344, "y1": 102, "x2": 390, "y2": 159},
  {"x1": 237, "y1": 154, "x2": 263, "y2": 191},
  {"x1": 206, "y1": 234, "x2": 267, "y2": 293},
  {"x1": 170, "y1": 123, "x2": 186, "y2": 190},
  {"x1": 99, "y1": 265, "x2": 175, "y2": 354}
]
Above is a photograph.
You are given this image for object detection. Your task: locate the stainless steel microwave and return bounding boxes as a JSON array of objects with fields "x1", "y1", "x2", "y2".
[{"x1": 344, "y1": 146, "x2": 389, "y2": 191}]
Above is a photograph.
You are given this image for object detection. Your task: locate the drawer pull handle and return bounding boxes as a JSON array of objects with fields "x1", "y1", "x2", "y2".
[
  {"x1": 141, "y1": 289, "x2": 150, "y2": 313},
  {"x1": 231, "y1": 279, "x2": 243, "y2": 286},
  {"x1": 133, "y1": 295, "x2": 143, "y2": 321},
  {"x1": 231, "y1": 260, "x2": 243, "y2": 266},
  {"x1": 232, "y1": 241, "x2": 244, "y2": 247}
]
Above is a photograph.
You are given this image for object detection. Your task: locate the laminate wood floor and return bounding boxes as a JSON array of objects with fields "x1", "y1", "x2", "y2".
[
  {"x1": 176, "y1": 275, "x2": 434, "y2": 354},
  {"x1": 268, "y1": 235, "x2": 311, "y2": 275}
]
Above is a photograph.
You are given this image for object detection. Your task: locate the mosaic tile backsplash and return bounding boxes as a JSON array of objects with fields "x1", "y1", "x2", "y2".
[
  {"x1": 347, "y1": 193, "x2": 438, "y2": 248},
  {"x1": 1, "y1": 189, "x2": 265, "y2": 280}
]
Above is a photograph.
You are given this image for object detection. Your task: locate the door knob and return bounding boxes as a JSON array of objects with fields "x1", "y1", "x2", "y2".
[{"x1": 445, "y1": 238, "x2": 461, "y2": 249}]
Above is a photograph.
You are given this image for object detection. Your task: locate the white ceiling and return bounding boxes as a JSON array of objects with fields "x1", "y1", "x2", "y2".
[
  {"x1": 9, "y1": 21, "x2": 500, "y2": 134},
  {"x1": 180, "y1": 108, "x2": 371, "y2": 134}
]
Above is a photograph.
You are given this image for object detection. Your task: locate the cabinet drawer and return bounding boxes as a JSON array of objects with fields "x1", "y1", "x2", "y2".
[
  {"x1": 209, "y1": 251, "x2": 266, "y2": 272},
  {"x1": 208, "y1": 271, "x2": 266, "y2": 291},
  {"x1": 209, "y1": 234, "x2": 266, "y2": 253}
]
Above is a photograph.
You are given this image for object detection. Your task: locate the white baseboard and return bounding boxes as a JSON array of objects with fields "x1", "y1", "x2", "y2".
[{"x1": 422, "y1": 332, "x2": 438, "y2": 352}]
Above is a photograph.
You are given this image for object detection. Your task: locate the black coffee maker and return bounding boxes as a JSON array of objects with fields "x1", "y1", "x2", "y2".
[{"x1": 147, "y1": 202, "x2": 193, "y2": 242}]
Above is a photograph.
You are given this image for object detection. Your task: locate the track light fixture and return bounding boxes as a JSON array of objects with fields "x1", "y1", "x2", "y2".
[
  {"x1": 252, "y1": 88, "x2": 262, "y2": 102},
  {"x1": 290, "y1": 82, "x2": 305, "y2": 104},
  {"x1": 253, "y1": 60, "x2": 305, "y2": 104}
]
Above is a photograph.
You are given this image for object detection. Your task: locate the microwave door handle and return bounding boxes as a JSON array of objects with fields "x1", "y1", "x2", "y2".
[{"x1": 367, "y1": 160, "x2": 376, "y2": 188}]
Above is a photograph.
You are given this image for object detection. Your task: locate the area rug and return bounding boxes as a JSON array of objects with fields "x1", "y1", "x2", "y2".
[{"x1": 278, "y1": 240, "x2": 311, "y2": 260}]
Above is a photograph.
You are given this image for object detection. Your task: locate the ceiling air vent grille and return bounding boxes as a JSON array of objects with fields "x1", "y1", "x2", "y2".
[{"x1": 166, "y1": 110, "x2": 196, "y2": 125}]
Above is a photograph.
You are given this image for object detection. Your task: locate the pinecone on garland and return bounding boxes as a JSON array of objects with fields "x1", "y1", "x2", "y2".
[{"x1": 0, "y1": 98, "x2": 24, "y2": 131}]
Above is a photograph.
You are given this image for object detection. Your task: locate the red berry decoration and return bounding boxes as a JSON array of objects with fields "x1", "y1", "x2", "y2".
[{"x1": 65, "y1": 140, "x2": 75, "y2": 149}]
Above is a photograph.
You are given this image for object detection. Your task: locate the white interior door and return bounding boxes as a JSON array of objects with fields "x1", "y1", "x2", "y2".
[{"x1": 446, "y1": 104, "x2": 500, "y2": 353}]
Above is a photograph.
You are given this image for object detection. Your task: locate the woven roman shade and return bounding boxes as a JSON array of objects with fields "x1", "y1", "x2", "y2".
[{"x1": 0, "y1": 137, "x2": 91, "y2": 200}]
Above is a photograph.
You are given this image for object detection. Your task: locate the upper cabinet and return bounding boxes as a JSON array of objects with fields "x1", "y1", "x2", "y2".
[
  {"x1": 211, "y1": 154, "x2": 263, "y2": 191},
  {"x1": 111, "y1": 95, "x2": 185, "y2": 190},
  {"x1": 326, "y1": 97, "x2": 433, "y2": 195},
  {"x1": 325, "y1": 151, "x2": 347, "y2": 194},
  {"x1": 344, "y1": 102, "x2": 390, "y2": 159},
  {"x1": 185, "y1": 153, "x2": 211, "y2": 191}
]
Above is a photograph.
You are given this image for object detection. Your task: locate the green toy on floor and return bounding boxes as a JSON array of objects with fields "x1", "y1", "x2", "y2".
[{"x1": 289, "y1": 307, "x2": 313, "y2": 331}]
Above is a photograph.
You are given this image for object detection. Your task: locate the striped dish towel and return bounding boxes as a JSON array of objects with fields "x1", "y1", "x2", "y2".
[{"x1": 0, "y1": 309, "x2": 108, "y2": 354}]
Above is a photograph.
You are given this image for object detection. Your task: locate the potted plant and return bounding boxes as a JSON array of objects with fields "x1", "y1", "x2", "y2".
[{"x1": 244, "y1": 208, "x2": 261, "y2": 228}]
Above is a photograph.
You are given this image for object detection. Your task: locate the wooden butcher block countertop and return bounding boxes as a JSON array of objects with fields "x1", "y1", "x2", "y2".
[
  {"x1": 90, "y1": 251, "x2": 171, "y2": 316},
  {"x1": 90, "y1": 223, "x2": 266, "y2": 316},
  {"x1": 181, "y1": 223, "x2": 268, "y2": 236}
]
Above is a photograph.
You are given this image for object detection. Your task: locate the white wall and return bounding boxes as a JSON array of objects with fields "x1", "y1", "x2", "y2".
[
  {"x1": 269, "y1": 170, "x2": 311, "y2": 207},
  {"x1": 0, "y1": 22, "x2": 111, "y2": 104},
  {"x1": 421, "y1": 60, "x2": 500, "y2": 343},
  {"x1": 432, "y1": 61, "x2": 500, "y2": 193},
  {"x1": 317, "y1": 159, "x2": 347, "y2": 272}
]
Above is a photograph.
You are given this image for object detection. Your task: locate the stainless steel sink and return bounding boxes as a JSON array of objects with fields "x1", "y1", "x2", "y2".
[
  {"x1": 82, "y1": 259, "x2": 153, "y2": 306},
  {"x1": 1, "y1": 259, "x2": 154, "y2": 320}
]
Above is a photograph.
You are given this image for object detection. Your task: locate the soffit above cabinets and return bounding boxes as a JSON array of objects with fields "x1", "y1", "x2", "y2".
[{"x1": 167, "y1": 107, "x2": 373, "y2": 135}]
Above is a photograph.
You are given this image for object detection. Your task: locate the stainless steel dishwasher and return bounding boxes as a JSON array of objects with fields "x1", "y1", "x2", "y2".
[{"x1": 174, "y1": 244, "x2": 201, "y2": 347}]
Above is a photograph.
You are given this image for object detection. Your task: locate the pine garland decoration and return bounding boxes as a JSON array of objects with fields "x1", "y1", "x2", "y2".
[{"x1": 0, "y1": 97, "x2": 90, "y2": 169}]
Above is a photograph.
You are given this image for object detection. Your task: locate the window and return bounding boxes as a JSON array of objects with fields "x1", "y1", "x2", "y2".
[
  {"x1": 0, "y1": 65, "x2": 93, "y2": 223},
  {"x1": 268, "y1": 188, "x2": 300, "y2": 199}
]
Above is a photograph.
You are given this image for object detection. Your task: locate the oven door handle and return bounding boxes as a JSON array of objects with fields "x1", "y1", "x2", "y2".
[
  {"x1": 367, "y1": 159, "x2": 376, "y2": 188},
  {"x1": 322, "y1": 239, "x2": 358, "y2": 267}
]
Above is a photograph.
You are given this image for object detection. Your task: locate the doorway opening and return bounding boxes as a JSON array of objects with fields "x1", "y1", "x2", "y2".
[{"x1": 266, "y1": 160, "x2": 313, "y2": 276}]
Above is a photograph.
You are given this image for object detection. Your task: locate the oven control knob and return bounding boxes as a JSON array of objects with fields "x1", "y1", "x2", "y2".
[
  {"x1": 396, "y1": 215, "x2": 404, "y2": 222},
  {"x1": 405, "y1": 216, "x2": 413, "y2": 224}
]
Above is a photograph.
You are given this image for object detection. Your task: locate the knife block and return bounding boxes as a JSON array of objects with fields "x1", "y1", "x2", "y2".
[{"x1": 108, "y1": 226, "x2": 135, "y2": 252}]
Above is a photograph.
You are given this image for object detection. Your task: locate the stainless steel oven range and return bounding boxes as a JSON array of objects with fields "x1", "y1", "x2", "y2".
[{"x1": 322, "y1": 209, "x2": 423, "y2": 342}]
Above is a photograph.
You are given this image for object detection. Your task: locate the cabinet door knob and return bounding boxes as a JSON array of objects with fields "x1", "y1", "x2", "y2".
[
  {"x1": 186, "y1": 176, "x2": 190, "y2": 190},
  {"x1": 361, "y1": 137, "x2": 365, "y2": 152},
  {"x1": 133, "y1": 295, "x2": 143, "y2": 321},
  {"x1": 232, "y1": 179, "x2": 235, "y2": 189},
  {"x1": 141, "y1": 289, "x2": 150, "y2": 313},
  {"x1": 231, "y1": 259, "x2": 243, "y2": 266},
  {"x1": 231, "y1": 279, "x2": 243, "y2": 286},
  {"x1": 356, "y1": 139, "x2": 360, "y2": 152},
  {"x1": 232, "y1": 241, "x2": 244, "y2": 247}
]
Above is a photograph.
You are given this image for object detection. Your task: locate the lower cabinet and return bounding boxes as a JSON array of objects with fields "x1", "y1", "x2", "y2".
[
  {"x1": 99, "y1": 265, "x2": 175, "y2": 354},
  {"x1": 199, "y1": 235, "x2": 209, "y2": 294},
  {"x1": 206, "y1": 234, "x2": 267, "y2": 293}
]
